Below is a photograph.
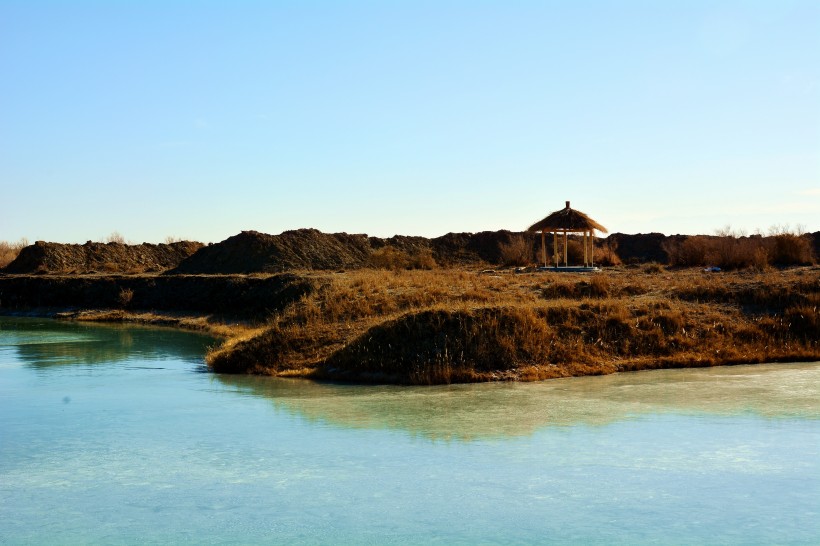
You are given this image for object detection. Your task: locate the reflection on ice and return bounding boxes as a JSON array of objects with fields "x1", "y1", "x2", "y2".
[
  {"x1": 216, "y1": 362, "x2": 820, "y2": 441},
  {"x1": 0, "y1": 317, "x2": 213, "y2": 367}
]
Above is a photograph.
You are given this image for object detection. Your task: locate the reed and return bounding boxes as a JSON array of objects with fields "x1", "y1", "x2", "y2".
[
  {"x1": 0, "y1": 238, "x2": 28, "y2": 268},
  {"x1": 662, "y1": 228, "x2": 815, "y2": 269}
]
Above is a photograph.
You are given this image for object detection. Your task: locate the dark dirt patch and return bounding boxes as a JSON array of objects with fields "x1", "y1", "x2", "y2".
[{"x1": 0, "y1": 274, "x2": 313, "y2": 317}]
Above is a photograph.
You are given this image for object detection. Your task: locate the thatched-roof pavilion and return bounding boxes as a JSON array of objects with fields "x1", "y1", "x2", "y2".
[{"x1": 528, "y1": 201, "x2": 608, "y2": 268}]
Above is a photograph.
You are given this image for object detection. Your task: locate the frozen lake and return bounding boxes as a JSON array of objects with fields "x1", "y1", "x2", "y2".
[{"x1": 1, "y1": 316, "x2": 818, "y2": 545}]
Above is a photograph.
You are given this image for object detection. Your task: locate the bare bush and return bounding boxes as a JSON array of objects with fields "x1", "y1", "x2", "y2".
[
  {"x1": 106, "y1": 231, "x2": 126, "y2": 244},
  {"x1": 664, "y1": 237, "x2": 709, "y2": 267},
  {"x1": 369, "y1": 246, "x2": 409, "y2": 270},
  {"x1": 0, "y1": 238, "x2": 29, "y2": 268},
  {"x1": 594, "y1": 238, "x2": 621, "y2": 266},
  {"x1": 498, "y1": 235, "x2": 533, "y2": 266},
  {"x1": 409, "y1": 248, "x2": 437, "y2": 270},
  {"x1": 117, "y1": 288, "x2": 134, "y2": 308},
  {"x1": 663, "y1": 226, "x2": 814, "y2": 269},
  {"x1": 768, "y1": 233, "x2": 813, "y2": 266}
]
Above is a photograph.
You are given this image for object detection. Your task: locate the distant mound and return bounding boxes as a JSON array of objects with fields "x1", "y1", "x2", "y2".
[
  {"x1": 606, "y1": 233, "x2": 682, "y2": 264},
  {"x1": 9, "y1": 230, "x2": 815, "y2": 276},
  {"x1": 169, "y1": 229, "x2": 374, "y2": 274},
  {"x1": 170, "y1": 229, "x2": 531, "y2": 274},
  {"x1": 3, "y1": 240, "x2": 203, "y2": 274}
]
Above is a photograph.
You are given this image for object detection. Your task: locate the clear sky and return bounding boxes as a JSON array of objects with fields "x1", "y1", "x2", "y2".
[{"x1": 1, "y1": 0, "x2": 818, "y2": 244}]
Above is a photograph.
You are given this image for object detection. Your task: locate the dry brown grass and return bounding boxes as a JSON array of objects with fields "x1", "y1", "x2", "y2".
[
  {"x1": 498, "y1": 235, "x2": 534, "y2": 266},
  {"x1": 663, "y1": 228, "x2": 815, "y2": 270},
  {"x1": 55, "y1": 309, "x2": 267, "y2": 342},
  {"x1": 369, "y1": 246, "x2": 438, "y2": 270},
  {"x1": 0, "y1": 238, "x2": 28, "y2": 268},
  {"x1": 208, "y1": 266, "x2": 820, "y2": 383},
  {"x1": 594, "y1": 239, "x2": 622, "y2": 266}
]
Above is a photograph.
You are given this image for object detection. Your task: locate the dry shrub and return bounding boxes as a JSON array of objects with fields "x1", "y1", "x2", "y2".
[
  {"x1": 117, "y1": 288, "x2": 134, "y2": 309},
  {"x1": 644, "y1": 263, "x2": 664, "y2": 274},
  {"x1": 664, "y1": 237, "x2": 709, "y2": 266},
  {"x1": 594, "y1": 239, "x2": 621, "y2": 266},
  {"x1": 370, "y1": 246, "x2": 439, "y2": 270},
  {"x1": 664, "y1": 227, "x2": 814, "y2": 269},
  {"x1": 369, "y1": 246, "x2": 408, "y2": 270},
  {"x1": 592, "y1": 239, "x2": 623, "y2": 267},
  {"x1": 106, "y1": 231, "x2": 126, "y2": 244},
  {"x1": 0, "y1": 238, "x2": 28, "y2": 268},
  {"x1": 769, "y1": 234, "x2": 814, "y2": 266},
  {"x1": 750, "y1": 246, "x2": 770, "y2": 271},
  {"x1": 541, "y1": 279, "x2": 578, "y2": 298},
  {"x1": 589, "y1": 275, "x2": 610, "y2": 297},
  {"x1": 499, "y1": 235, "x2": 533, "y2": 266},
  {"x1": 409, "y1": 248, "x2": 437, "y2": 270}
]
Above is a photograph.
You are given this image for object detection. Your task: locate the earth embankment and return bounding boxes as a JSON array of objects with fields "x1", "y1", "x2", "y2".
[
  {"x1": 5, "y1": 230, "x2": 817, "y2": 275},
  {"x1": 0, "y1": 274, "x2": 313, "y2": 317},
  {"x1": 168, "y1": 229, "x2": 557, "y2": 274},
  {"x1": 4, "y1": 240, "x2": 202, "y2": 274}
]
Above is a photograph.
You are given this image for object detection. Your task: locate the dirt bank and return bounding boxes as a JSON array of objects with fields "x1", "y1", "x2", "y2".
[
  {"x1": 4, "y1": 240, "x2": 202, "y2": 274},
  {"x1": 2, "y1": 266, "x2": 818, "y2": 384},
  {"x1": 0, "y1": 274, "x2": 312, "y2": 317},
  {"x1": 168, "y1": 229, "x2": 535, "y2": 274},
  {"x1": 5, "y1": 230, "x2": 817, "y2": 275},
  {"x1": 167, "y1": 229, "x2": 820, "y2": 273}
]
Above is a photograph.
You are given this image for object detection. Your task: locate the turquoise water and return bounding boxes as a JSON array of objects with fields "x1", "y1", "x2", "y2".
[{"x1": 1, "y1": 316, "x2": 818, "y2": 545}]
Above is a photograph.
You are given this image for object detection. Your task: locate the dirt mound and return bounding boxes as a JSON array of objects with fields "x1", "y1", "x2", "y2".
[
  {"x1": 432, "y1": 231, "x2": 522, "y2": 265},
  {"x1": 606, "y1": 233, "x2": 681, "y2": 264},
  {"x1": 3, "y1": 240, "x2": 203, "y2": 274},
  {"x1": 172, "y1": 229, "x2": 528, "y2": 274},
  {"x1": 320, "y1": 307, "x2": 552, "y2": 383},
  {"x1": 170, "y1": 229, "x2": 373, "y2": 274},
  {"x1": 5, "y1": 229, "x2": 815, "y2": 275}
]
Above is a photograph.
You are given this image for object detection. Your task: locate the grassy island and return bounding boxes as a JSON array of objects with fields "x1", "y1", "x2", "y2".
[{"x1": 206, "y1": 266, "x2": 819, "y2": 384}]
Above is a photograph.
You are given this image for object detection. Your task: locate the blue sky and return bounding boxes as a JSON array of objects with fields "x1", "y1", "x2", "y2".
[{"x1": 1, "y1": 0, "x2": 818, "y2": 243}]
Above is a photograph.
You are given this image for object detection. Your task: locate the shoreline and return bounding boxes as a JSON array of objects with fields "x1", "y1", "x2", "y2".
[
  {"x1": 4, "y1": 303, "x2": 818, "y2": 385},
  {"x1": 0, "y1": 306, "x2": 267, "y2": 349},
  {"x1": 5, "y1": 267, "x2": 820, "y2": 382},
  {"x1": 5, "y1": 266, "x2": 816, "y2": 384}
]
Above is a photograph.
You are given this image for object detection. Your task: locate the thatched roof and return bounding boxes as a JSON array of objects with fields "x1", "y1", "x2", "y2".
[{"x1": 528, "y1": 201, "x2": 608, "y2": 234}]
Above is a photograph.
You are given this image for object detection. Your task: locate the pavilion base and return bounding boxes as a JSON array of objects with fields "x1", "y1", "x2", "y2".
[{"x1": 537, "y1": 266, "x2": 602, "y2": 273}]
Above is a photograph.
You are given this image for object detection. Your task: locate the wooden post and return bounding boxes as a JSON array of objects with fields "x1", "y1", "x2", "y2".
[
  {"x1": 564, "y1": 230, "x2": 568, "y2": 267},
  {"x1": 553, "y1": 231, "x2": 558, "y2": 267},
  {"x1": 591, "y1": 231, "x2": 595, "y2": 267},
  {"x1": 583, "y1": 230, "x2": 588, "y2": 267},
  {"x1": 541, "y1": 230, "x2": 546, "y2": 267}
]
